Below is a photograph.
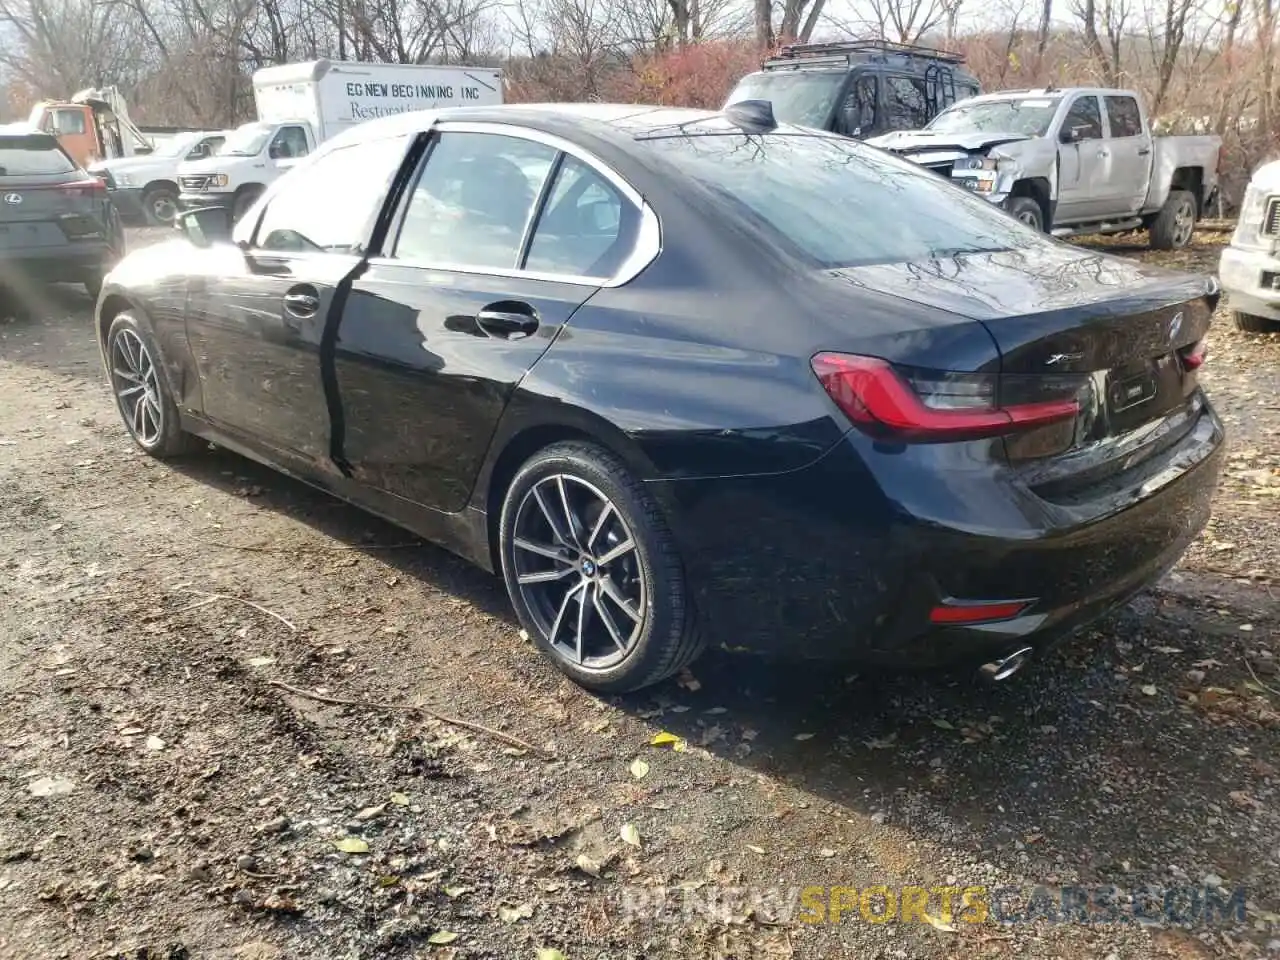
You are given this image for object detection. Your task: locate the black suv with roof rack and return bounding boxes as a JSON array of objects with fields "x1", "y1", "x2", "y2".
[{"x1": 723, "y1": 40, "x2": 981, "y2": 139}]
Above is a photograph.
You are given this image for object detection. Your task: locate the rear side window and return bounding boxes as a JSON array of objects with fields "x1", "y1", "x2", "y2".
[
  {"x1": 525, "y1": 155, "x2": 634, "y2": 277},
  {"x1": 885, "y1": 76, "x2": 929, "y2": 130},
  {"x1": 641, "y1": 133, "x2": 1035, "y2": 269},
  {"x1": 0, "y1": 136, "x2": 76, "y2": 176},
  {"x1": 1105, "y1": 96, "x2": 1143, "y2": 138}
]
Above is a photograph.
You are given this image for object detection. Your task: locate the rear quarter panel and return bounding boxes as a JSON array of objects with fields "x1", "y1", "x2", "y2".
[{"x1": 1145, "y1": 135, "x2": 1222, "y2": 211}]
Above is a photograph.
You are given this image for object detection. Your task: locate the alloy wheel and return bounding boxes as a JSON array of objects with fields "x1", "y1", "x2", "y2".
[
  {"x1": 1172, "y1": 198, "x2": 1195, "y2": 247},
  {"x1": 1016, "y1": 209, "x2": 1040, "y2": 228},
  {"x1": 110, "y1": 328, "x2": 163, "y2": 446},
  {"x1": 151, "y1": 194, "x2": 178, "y2": 224},
  {"x1": 511, "y1": 474, "x2": 647, "y2": 670}
]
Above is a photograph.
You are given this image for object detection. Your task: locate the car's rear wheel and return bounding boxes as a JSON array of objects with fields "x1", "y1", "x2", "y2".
[
  {"x1": 1149, "y1": 189, "x2": 1197, "y2": 250},
  {"x1": 106, "y1": 312, "x2": 200, "y2": 458},
  {"x1": 499, "y1": 441, "x2": 703, "y2": 693},
  {"x1": 1232, "y1": 310, "x2": 1280, "y2": 333}
]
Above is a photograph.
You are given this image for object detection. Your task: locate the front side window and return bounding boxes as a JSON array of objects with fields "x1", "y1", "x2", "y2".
[
  {"x1": 840, "y1": 75, "x2": 878, "y2": 136},
  {"x1": 525, "y1": 155, "x2": 634, "y2": 277},
  {"x1": 52, "y1": 109, "x2": 87, "y2": 136},
  {"x1": 1105, "y1": 96, "x2": 1143, "y2": 138},
  {"x1": 395, "y1": 131, "x2": 558, "y2": 269},
  {"x1": 640, "y1": 132, "x2": 1037, "y2": 269},
  {"x1": 885, "y1": 76, "x2": 929, "y2": 131},
  {"x1": 270, "y1": 126, "x2": 310, "y2": 160},
  {"x1": 254, "y1": 135, "x2": 409, "y2": 253},
  {"x1": 1063, "y1": 96, "x2": 1103, "y2": 140}
]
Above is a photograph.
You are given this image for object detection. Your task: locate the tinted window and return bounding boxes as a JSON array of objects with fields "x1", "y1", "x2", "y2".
[
  {"x1": 395, "y1": 132, "x2": 557, "y2": 269},
  {"x1": 270, "y1": 125, "x2": 310, "y2": 159},
  {"x1": 1063, "y1": 96, "x2": 1103, "y2": 139},
  {"x1": 255, "y1": 135, "x2": 408, "y2": 253},
  {"x1": 885, "y1": 76, "x2": 929, "y2": 130},
  {"x1": 0, "y1": 136, "x2": 75, "y2": 176},
  {"x1": 840, "y1": 75, "x2": 878, "y2": 136},
  {"x1": 641, "y1": 133, "x2": 1035, "y2": 268},
  {"x1": 525, "y1": 155, "x2": 633, "y2": 277},
  {"x1": 725, "y1": 72, "x2": 845, "y2": 128},
  {"x1": 1105, "y1": 96, "x2": 1143, "y2": 137}
]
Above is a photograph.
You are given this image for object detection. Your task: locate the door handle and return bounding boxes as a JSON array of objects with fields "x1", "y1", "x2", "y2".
[
  {"x1": 1097, "y1": 149, "x2": 1109, "y2": 158},
  {"x1": 1138, "y1": 147, "x2": 1152, "y2": 156},
  {"x1": 476, "y1": 303, "x2": 539, "y2": 339},
  {"x1": 283, "y1": 285, "x2": 320, "y2": 319}
]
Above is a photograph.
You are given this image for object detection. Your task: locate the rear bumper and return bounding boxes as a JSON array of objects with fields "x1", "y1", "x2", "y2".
[
  {"x1": 653, "y1": 398, "x2": 1225, "y2": 667},
  {"x1": 1219, "y1": 244, "x2": 1280, "y2": 320},
  {"x1": 0, "y1": 241, "x2": 117, "y2": 282}
]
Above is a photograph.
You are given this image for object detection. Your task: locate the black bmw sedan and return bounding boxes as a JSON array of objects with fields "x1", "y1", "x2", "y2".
[{"x1": 94, "y1": 103, "x2": 1225, "y2": 693}]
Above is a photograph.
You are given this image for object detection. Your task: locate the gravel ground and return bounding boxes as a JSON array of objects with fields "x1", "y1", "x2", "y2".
[{"x1": 0, "y1": 228, "x2": 1277, "y2": 960}]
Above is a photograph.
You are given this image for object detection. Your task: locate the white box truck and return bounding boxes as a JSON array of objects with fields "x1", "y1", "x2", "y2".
[{"x1": 177, "y1": 59, "x2": 503, "y2": 221}]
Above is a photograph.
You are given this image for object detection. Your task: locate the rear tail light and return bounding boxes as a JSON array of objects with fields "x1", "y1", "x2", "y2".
[
  {"x1": 60, "y1": 179, "x2": 106, "y2": 197},
  {"x1": 929, "y1": 599, "x2": 1034, "y2": 625},
  {"x1": 1178, "y1": 339, "x2": 1207, "y2": 371},
  {"x1": 810, "y1": 353, "x2": 1082, "y2": 442}
]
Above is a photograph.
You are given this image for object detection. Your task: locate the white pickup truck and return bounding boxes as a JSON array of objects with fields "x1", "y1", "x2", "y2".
[
  {"x1": 177, "y1": 58, "x2": 503, "y2": 221},
  {"x1": 867, "y1": 87, "x2": 1221, "y2": 249},
  {"x1": 88, "y1": 130, "x2": 230, "y2": 225},
  {"x1": 1219, "y1": 160, "x2": 1280, "y2": 332}
]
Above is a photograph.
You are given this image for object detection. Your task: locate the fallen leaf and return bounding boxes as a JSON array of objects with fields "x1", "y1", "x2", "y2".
[
  {"x1": 793, "y1": 732, "x2": 815, "y2": 741},
  {"x1": 389, "y1": 792, "x2": 410, "y2": 806},
  {"x1": 931, "y1": 719, "x2": 955, "y2": 730},
  {"x1": 629, "y1": 758, "x2": 650, "y2": 780},
  {"x1": 574, "y1": 854, "x2": 602, "y2": 877},
  {"x1": 746, "y1": 844, "x2": 765, "y2": 855},
  {"x1": 333, "y1": 837, "x2": 369, "y2": 854},
  {"x1": 355, "y1": 804, "x2": 385, "y2": 821},
  {"x1": 498, "y1": 902, "x2": 534, "y2": 923},
  {"x1": 536, "y1": 950, "x2": 567, "y2": 960},
  {"x1": 427, "y1": 931, "x2": 458, "y2": 945},
  {"x1": 817, "y1": 848, "x2": 836, "y2": 858},
  {"x1": 923, "y1": 912, "x2": 958, "y2": 933},
  {"x1": 863, "y1": 735, "x2": 896, "y2": 750},
  {"x1": 650, "y1": 731, "x2": 686, "y2": 751},
  {"x1": 146, "y1": 735, "x2": 166, "y2": 751},
  {"x1": 1152, "y1": 646, "x2": 1183, "y2": 654},
  {"x1": 442, "y1": 885, "x2": 471, "y2": 898},
  {"x1": 619, "y1": 823, "x2": 641, "y2": 847},
  {"x1": 247, "y1": 656, "x2": 276, "y2": 667},
  {"x1": 28, "y1": 776, "x2": 74, "y2": 797},
  {"x1": 1140, "y1": 685, "x2": 1158, "y2": 696}
]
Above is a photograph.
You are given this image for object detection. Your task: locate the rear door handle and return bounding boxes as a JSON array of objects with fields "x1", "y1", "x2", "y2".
[
  {"x1": 283, "y1": 285, "x2": 320, "y2": 319},
  {"x1": 477, "y1": 303, "x2": 539, "y2": 339},
  {"x1": 1138, "y1": 147, "x2": 1152, "y2": 156}
]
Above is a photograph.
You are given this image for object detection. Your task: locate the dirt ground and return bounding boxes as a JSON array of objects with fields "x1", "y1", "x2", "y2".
[{"x1": 1, "y1": 228, "x2": 1278, "y2": 960}]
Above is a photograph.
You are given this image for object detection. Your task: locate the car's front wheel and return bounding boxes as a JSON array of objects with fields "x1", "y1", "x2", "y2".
[
  {"x1": 106, "y1": 312, "x2": 201, "y2": 458},
  {"x1": 499, "y1": 441, "x2": 703, "y2": 693}
]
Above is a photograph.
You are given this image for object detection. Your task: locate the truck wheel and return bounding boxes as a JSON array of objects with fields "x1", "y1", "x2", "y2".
[
  {"x1": 1004, "y1": 196, "x2": 1044, "y2": 232},
  {"x1": 142, "y1": 185, "x2": 179, "y2": 226},
  {"x1": 231, "y1": 188, "x2": 263, "y2": 224},
  {"x1": 1149, "y1": 189, "x2": 1197, "y2": 250},
  {"x1": 1232, "y1": 311, "x2": 1280, "y2": 334}
]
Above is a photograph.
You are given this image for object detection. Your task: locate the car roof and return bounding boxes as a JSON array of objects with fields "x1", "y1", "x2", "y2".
[{"x1": 320, "y1": 102, "x2": 826, "y2": 155}]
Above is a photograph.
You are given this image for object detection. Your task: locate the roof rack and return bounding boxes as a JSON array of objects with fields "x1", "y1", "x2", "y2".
[{"x1": 763, "y1": 40, "x2": 966, "y2": 70}]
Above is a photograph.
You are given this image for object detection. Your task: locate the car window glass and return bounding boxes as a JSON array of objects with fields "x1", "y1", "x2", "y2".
[
  {"x1": 525, "y1": 155, "x2": 633, "y2": 277},
  {"x1": 841, "y1": 75, "x2": 878, "y2": 136},
  {"x1": 641, "y1": 133, "x2": 1037, "y2": 269},
  {"x1": 270, "y1": 126, "x2": 310, "y2": 159},
  {"x1": 0, "y1": 136, "x2": 75, "y2": 176},
  {"x1": 885, "y1": 76, "x2": 929, "y2": 130},
  {"x1": 1063, "y1": 97, "x2": 1103, "y2": 139},
  {"x1": 255, "y1": 135, "x2": 408, "y2": 254},
  {"x1": 1105, "y1": 96, "x2": 1143, "y2": 138},
  {"x1": 395, "y1": 131, "x2": 558, "y2": 269}
]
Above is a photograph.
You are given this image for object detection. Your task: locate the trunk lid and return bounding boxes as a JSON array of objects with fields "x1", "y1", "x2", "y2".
[{"x1": 828, "y1": 245, "x2": 1217, "y2": 484}]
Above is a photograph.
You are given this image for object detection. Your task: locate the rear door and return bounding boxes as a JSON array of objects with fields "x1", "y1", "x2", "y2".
[
  {"x1": 336, "y1": 125, "x2": 646, "y2": 514},
  {"x1": 184, "y1": 132, "x2": 411, "y2": 468},
  {"x1": 1103, "y1": 94, "x2": 1152, "y2": 215},
  {"x1": 0, "y1": 133, "x2": 107, "y2": 260}
]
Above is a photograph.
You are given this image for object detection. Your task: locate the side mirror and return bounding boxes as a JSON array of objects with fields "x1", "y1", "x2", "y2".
[
  {"x1": 175, "y1": 205, "x2": 231, "y2": 248},
  {"x1": 187, "y1": 144, "x2": 209, "y2": 160},
  {"x1": 1059, "y1": 125, "x2": 1085, "y2": 144}
]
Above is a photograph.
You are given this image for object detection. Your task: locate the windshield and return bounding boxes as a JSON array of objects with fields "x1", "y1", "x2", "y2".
[
  {"x1": 0, "y1": 136, "x2": 75, "y2": 176},
  {"x1": 639, "y1": 132, "x2": 1036, "y2": 268},
  {"x1": 927, "y1": 98, "x2": 1062, "y2": 136},
  {"x1": 219, "y1": 122, "x2": 272, "y2": 157},
  {"x1": 150, "y1": 134, "x2": 200, "y2": 158},
  {"x1": 723, "y1": 72, "x2": 845, "y2": 129}
]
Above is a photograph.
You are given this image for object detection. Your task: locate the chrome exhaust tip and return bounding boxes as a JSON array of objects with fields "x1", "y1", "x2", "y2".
[{"x1": 978, "y1": 646, "x2": 1034, "y2": 683}]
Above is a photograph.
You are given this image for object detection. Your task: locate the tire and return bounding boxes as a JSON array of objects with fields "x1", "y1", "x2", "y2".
[
  {"x1": 105, "y1": 311, "x2": 201, "y2": 458},
  {"x1": 1149, "y1": 189, "x2": 1197, "y2": 250},
  {"x1": 231, "y1": 188, "x2": 263, "y2": 224},
  {"x1": 142, "y1": 184, "x2": 179, "y2": 226},
  {"x1": 1232, "y1": 310, "x2": 1280, "y2": 333},
  {"x1": 84, "y1": 272, "x2": 103, "y2": 300},
  {"x1": 1003, "y1": 196, "x2": 1044, "y2": 232},
  {"x1": 498, "y1": 441, "x2": 704, "y2": 694}
]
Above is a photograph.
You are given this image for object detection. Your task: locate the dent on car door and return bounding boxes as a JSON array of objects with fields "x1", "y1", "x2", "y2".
[
  {"x1": 184, "y1": 133, "x2": 411, "y2": 467},
  {"x1": 1056, "y1": 94, "x2": 1106, "y2": 222},
  {"x1": 335, "y1": 127, "x2": 646, "y2": 514}
]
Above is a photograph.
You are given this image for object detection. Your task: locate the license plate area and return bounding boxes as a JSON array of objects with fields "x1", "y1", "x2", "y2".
[{"x1": 1107, "y1": 366, "x2": 1159, "y2": 413}]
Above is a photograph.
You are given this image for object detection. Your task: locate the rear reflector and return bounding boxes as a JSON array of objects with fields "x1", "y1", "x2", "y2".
[
  {"x1": 810, "y1": 353, "x2": 1080, "y2": 442},
  {"x1": 929, "y1": 600, "x2": 1033, "y2": 625},
  {"x1": 1178, "y1": 339, "x2": 1207, "y2": 371}
]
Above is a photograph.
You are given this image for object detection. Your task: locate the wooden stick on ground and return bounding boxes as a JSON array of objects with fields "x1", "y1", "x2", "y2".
[
  {"x1": 175, "y1": 589, "x2": 298, "y2": 632},
  {"x1": 266, "y1": 679, "x2": 551, "y2": 760}
]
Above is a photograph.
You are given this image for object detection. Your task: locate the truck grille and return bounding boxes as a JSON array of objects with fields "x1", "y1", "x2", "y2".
[
  {"x1": 1264, "y1": 198, "x2": 1280, "y2": 237},
  {"x1": 922, "y1": 161, "x2": 955, "y2": 178},
  {"x1": 180, "y1": 175, "x2": 211, "y2": 192}
]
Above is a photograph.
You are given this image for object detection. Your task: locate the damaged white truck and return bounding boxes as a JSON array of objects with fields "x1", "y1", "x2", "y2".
[{"x1": 867, "y1": 87, "x2": 1221, "y2": 249}]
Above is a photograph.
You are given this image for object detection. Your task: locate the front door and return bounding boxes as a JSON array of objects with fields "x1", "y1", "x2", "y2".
[
  {"x1": 334, "y1": 127, "x2": 643, "y2": 514},
  {"x1": 183, "y1": 133, "x2": 412, "y2": 468},
  {"x1": 1056, "y1": 94, "x2": 1108, "y2": 223}
]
